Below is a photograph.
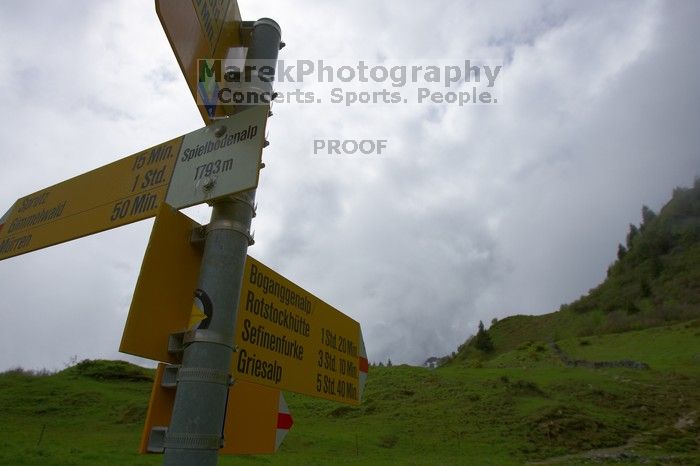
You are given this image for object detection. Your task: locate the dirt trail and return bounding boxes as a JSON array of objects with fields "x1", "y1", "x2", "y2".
[{"x1": 528, "y1": 411, "x2": 697, "y2": 465}]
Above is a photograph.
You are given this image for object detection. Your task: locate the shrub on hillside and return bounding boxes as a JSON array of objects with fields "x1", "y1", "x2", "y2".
[
  {"x1": 474, "y1": 321, "x2": 494, "y2": 352},
  {"x1": 70, "y1": 360, "x2": 152, "y2": 382}
]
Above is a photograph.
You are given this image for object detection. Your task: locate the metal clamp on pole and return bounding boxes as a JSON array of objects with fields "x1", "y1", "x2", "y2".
[
  {"x1": 168, "y1": 332, "x2": 186, "y2": 355},
  {"x1": 230, "y1": 193, "x2": 257, "y2": 217},
  {"x1": 182, "y1": 329, "x2": 233, "y2": 348},
  {"x1": 162, "y1": 365, "x2": 180, "y2": 388},
  {"x1": 164, "y1": 433, "x2": 223, "y2": 451},
  {"x1": 189, "y1": 225, "x2": 207, "y2": 249},
  {"x1": 170, "y1": 329, "x2": 234, "y2": 354},
  {"x1": 147, "y1": 426, "x2": 168, "y2": 453},
  {"x1": 176, "y1": 367, "x2": 231, "y2": 386},
  {"x1": 206, "y1": 218, "x2": 255, "y2": 245}
]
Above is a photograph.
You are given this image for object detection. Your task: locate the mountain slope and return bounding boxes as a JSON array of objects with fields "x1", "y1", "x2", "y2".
[
  {"x1": 456, "y1": 180, "x2": 700, "y2": 359},
  {"x1": 2, "y1": 184, "x2": 699, "y2": 465},
  {"x1": 1, "y1": 321, "x2": 699, "y2": 465}
]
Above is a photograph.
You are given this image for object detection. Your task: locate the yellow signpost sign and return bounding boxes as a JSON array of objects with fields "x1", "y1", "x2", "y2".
[
  {"x1": 0, "y1": 137, "x2": 181, "y2": 261},
  {"x1": 121, "y1": 204, "x2": 369, "y2": 405},
  {"x1": 236, "y1": 256, "x2": 368, "y2": 405},
  {"x1": 156, "y1": 0, "x2": 244, "y2": 124},
  {"x1": 141, "y1": 363, "x2": 292, "y2": 455},
  {"x1": 3, "y1": 2, "x2": 362, "y2": 460},
  {"x1": 0, "y1": 106, "x2": 268, "y2": 261},
  {"x1": 121, "y1": 203, "x2": 201, "y2": 358}
]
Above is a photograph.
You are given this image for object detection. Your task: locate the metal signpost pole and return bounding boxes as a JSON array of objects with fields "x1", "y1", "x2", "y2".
[{"x1": 163, "y1": 18, "x2": 281, "y2": 466}]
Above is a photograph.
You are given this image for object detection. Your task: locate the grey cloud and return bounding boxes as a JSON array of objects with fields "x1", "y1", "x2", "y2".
[{"x1": 1, "y1": 0, "x2": 698, "y2": 371}]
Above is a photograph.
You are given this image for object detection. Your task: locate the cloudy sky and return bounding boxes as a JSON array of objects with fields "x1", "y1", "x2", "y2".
[{"x1": 0, "y1": 0, "x2": 698, "y2": 371}]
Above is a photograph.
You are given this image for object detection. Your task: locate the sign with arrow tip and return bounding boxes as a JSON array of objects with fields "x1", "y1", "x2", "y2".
[
  {"x1": 121, "y1": 203, "x2": 369, "y2": 405},
  {"x1": 0, "y1": 106, "x2": 268, "y2": 261}
]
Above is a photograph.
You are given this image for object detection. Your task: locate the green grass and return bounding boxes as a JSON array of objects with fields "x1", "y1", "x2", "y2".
[
  {"x1": 0, "y1": 366, "x2": 154, "y2": 466},
  {"x1": 557, "y1": 320, "x2": 700, "y2": 372},
  {"x1": 1, "y1": 322, "x2": 698, "y2": 465},
  {"x1": 5, "y1": 173, "x2": 699, "y2": 465}
]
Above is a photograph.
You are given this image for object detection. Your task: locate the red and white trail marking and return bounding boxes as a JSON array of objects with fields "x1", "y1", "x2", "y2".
[{"x1": 275, "y1": 392, "x2": 293, "y2": 451}]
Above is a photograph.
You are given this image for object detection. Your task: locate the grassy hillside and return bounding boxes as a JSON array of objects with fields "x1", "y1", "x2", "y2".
[
  {"x1": 456, "y1": 181, "x2": 700, "y2": 359},
  {"x1": 3, "y1": 184, "x2": 699, "y2": 465},
  {"x1": 0, "y1": 360, "x2": 154, "y2": 466},
  {"x1": 1, "y1": 321, "x2": 699, "y2": 465}
]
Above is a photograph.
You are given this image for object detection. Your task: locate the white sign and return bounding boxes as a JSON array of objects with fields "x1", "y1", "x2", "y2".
[
  {"x1": 165, "y1": 106, "x2": 268, "y2": 209},
  {"x1": 0, "y1": 106, "x2": 268, "y2": 260}
]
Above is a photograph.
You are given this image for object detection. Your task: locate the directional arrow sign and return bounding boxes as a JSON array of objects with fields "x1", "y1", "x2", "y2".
[
  {"x1": 236, "y1": 256, "x2": 369, "y2": 405},
  {"x1": 141, "y1": 363, "x2": 292, "y2": 454},
  {"x1": 121, "y1": 203, "x2": 369, "y2": 405},
  {"x1": 0, "y1": 106, "x2": 268, "y2": 261},
  {"x1": 156, "y1": 0, "x2": 244, "y2": 124}
]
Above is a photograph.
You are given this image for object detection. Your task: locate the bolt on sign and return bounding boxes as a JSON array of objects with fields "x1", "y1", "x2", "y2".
[
  {"x1": 121, "y1": 203, "x2": 369, "y2": 405},
  {"x1": 141, "y1": 363, "x2": 292, "y2": 455},
  {"x1": 0, "y1": 106, "x2": 268, "y2": 261},
  {"x1": 156, "y1": 0, "x2": 244, "y2": 124}
]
